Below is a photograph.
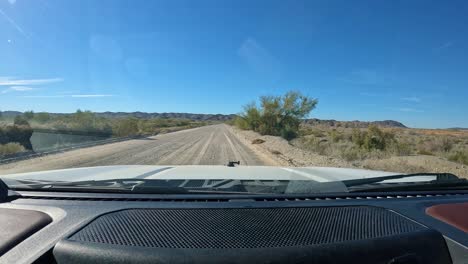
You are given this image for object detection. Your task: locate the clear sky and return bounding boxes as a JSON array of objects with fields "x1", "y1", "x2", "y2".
[{"x1": 1, "y1": 0, "x2": 467, "y2": 128}]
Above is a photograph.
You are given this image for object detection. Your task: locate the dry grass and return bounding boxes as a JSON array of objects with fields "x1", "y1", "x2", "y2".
[
  {"x1": 296, "y1": 124, "x2": 468, "y2": 168},
  {"x1": 0, "y1": 143, "x2": 25, "y2": 156}
]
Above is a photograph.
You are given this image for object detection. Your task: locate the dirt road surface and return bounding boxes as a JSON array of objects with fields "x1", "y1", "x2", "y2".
[{"x1": 0, "y1": 124, "x2": 270, "y2": 174}]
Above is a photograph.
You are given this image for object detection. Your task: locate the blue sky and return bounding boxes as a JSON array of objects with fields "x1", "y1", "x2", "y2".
[{"x1": 1, "y1": 0, "x2": 467, "y2": 128}]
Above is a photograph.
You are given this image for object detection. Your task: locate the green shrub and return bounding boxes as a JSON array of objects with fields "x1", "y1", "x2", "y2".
[
  {"x1": 34, "y1": 112, "x2": 51, "y2": 123},
  {"x1": 112, "y1": 118, "x2": 139, "y2": 137},
  {"x1": 234, "y1": 116, "x2": 249, "y2": 130},
  {"x1": 0, "y1": 125, "x2": 33, "y2": 150},
  {"x1": 329, "y1": 129, "x2": 343, "y2": 142},
  {"x1": 23, "y1": 111, "x2": 34, "y2": 120},
  {"x1": 14, "y1": 116, "x2": 30, "y2": 126},
  {"x1": 448, "y1": 151, "x2": 468, "y2": 165},
  {"x1": 350, "y1": 125, "x2": 395, "y2": 151},
  {"x1": 299, "y1": 128, "x2": 326, "y2": 137},
  {"x1": 390, "y1": 141, "x2": 413, "y2": 156},
  {"x1": 340, "y1": 146, "x2": 362, "y2": 161},
  {"x1": 300, "y1": 137, "x2": 329, "y2": 155},
  {"x1": 362, "y1": 125, "x2": 395, "y2": 151},
  {"x1": 351, "y1": 128, "x2": 364, "y2": 147},
  {"x1": 280, "y1": 126, "x2": 298, "y2": 141},
  {"x1": 0, "y1": 142, "x2": 25, "y2": 156},
  {"x1": 235, "y1": 91, "x2": 318, "y2": 140}
]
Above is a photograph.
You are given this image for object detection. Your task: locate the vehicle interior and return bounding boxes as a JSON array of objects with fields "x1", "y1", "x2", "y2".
[{"x1": 0, "y1": 173, "x2": 467, "y2": 264}]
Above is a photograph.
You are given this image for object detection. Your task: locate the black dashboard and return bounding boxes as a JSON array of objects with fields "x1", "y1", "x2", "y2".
[{"x1": 0, "y1": 190, "x2": 467, "y2": 264}]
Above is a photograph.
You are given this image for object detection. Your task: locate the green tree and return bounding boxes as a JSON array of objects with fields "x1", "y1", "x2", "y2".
[
  {"x1": 236, "y1": 91, "x2": 318, "y2": 140},
  {"x1": 23, "y1": 110, "x2": 34, "y2": 120}
]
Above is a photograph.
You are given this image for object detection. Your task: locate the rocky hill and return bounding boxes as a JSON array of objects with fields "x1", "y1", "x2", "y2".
[
  {"x1": 0, "y1": 111, "x2": 235, "y2": 121},
  {"x1": 94, "y1": 112, "x2": 236, "y2": 121},
  {"x1": 1, "y1": 111, "x2": 406, "y2": 127},
  {"x1": 303, "y1": 118, "x2": 407, "y2": 128}
]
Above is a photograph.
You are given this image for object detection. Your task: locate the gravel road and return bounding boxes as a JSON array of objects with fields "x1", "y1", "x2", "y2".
[{"x1": 0, "y1": 124, "x2": 269, "y2": 174}]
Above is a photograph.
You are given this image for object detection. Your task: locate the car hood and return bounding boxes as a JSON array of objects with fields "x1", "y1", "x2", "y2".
[{"x1": 0, "y1": 165, "x2": 436, "y2": 183}]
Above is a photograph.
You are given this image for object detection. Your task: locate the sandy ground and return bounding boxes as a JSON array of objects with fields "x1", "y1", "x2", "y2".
[
  {"x1": 231, "y1": 128, "x2": 352, "y2": 168},
  {"x1": 0, "y1": 124, "x2": 268, "y2": 174},
  {"x1": 2, "y1": 124, "x2": 467, "y2": 179}
]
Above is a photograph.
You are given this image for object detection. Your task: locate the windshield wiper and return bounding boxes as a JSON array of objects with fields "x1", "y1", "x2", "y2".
[
  {"x1": 342, "y1": 173, "x2": 459, "y2": 187},
  {"x1": 6, "y1": 178, "x2": 267, "y2": 195},
  {"x1": 343, "y1": 173, "x2": 468, "y2": 192}
]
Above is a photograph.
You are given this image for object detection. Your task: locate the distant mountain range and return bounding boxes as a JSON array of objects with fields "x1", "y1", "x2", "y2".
[
  {"x1": 95, "y1": 111, "x2": 237, "y2": 121},
  {"x1": 0, "y1": 111, "x2": 236, "y2": 121},
  {"x1": 1, "y1": 111, "x2": 407, "y2": 128}
]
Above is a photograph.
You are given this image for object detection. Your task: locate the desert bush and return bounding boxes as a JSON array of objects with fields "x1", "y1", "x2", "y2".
[
  {"x1": 14, "y1": 115, "x2": 30, "y2": 127},
  {"x1": 112, "y1": 118, "x2": 139, "y2": 137},
  {"x1": 34, "y1": 112, "x2": 51, "y2": 123},
  {"x1": 436, "y1": 137, "x2": 454, "y2": 152},
  {"x1": 280, "y1": 125, "x2": 298, "y2": 140},
  {"x1": 448, "y1": 150, "x2": 468, "y2": 165},
  {"x1": 362, "y1": 125, "x2": 395, "y2": 151},
  {"x1": 243, "y1": 103, "x2": 262, "y2": 131},
  {"x1": 329, "y1": 129, "x2": 344, "y2": 142},
  {"x1": 351, "y1": 128, "x2": 365, "y2": 147},
  {"x1": 420, "y1": 136, "x2": 454, "y2": 153},
  {"x1": 300, "y1": 137, "x2": 330, "y2": 155},
  {"x1": 0, "y1": 125, "x2": 33, "y2": 150},
  {"x1": 389, "y1": 141, "x2": 413, "y2": 156},
  {"x1": 23, "y1": 111, "x2": 34, "y2": 120},
  {"x1": 251, "y1": 138, "x2": 265, "y2": 144},
  {"x1": 417, "y1": 149, "x2": 434, "y2": 155},
  {"x1": 235, "y1": 91, "x2": 318, "y2": 140},
  {"x1": 299, "y1": 128, "x2": 326, "y2": 137},
  {"x1": 350, "y1": 125, "x2": 395, "y2": 151},
  {"x1": 296, "y1": 122, "x2": 468, "y2": 168},
  {"x1": 339, "y1": 146, "x2": 364, "y2": 161},
  {"x1": 234, "y1": 116, "x2": 250, "y2": 130},
  {"x1": 0, "y1": 142, "x2": 25, "y2": 156}
]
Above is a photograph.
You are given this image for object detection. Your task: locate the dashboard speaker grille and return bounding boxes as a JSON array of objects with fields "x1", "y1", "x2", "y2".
[{"x1": 70, "y1": 207, "x2": 425, "y2": 249}]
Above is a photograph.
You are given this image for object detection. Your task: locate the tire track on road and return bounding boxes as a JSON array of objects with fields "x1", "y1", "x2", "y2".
[{"x1": 191, "y1": 131, "x2": 215, "y2": 165}]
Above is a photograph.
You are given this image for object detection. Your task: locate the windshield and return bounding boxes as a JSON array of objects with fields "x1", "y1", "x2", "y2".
[{"x1": 0, "y1": 0, "x2": 467, "y2": 194}]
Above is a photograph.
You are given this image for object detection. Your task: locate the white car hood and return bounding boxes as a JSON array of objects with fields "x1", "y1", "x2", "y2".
[{"x1": 0, "y1": 165, "x2": 436, "y2": 183}]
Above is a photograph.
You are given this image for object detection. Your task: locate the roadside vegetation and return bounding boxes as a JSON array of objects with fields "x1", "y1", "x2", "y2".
[
  {"x1": 0, "y1": 110, "x2": 211, "y2": 157},
  {"x1": 233, "y1": 91, "x2": 318, "y2": 140},
  {"x1": 233, "y1": 91, "x2": 468, "y2": 174},
  {"x1": 295, "y1": 125, "x2": 468, "y2": 165},
  {"x1": 0, "y1": 143, "x2": 26, "y2": 157}
]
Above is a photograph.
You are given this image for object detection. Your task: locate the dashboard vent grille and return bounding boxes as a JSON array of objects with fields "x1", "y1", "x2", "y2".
[
  {"x1": 22, "y1": 192, "x2": 466, "y2": 202},
  {"x1": 24, "y1": 196, "x2": 230, "y2": 202},
  {"x1": 256, "y1": 193, "x2": 467, "y2": 202},
  {"x1": 69, "y1": 207, "x2": 426, "y2": 249}
]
